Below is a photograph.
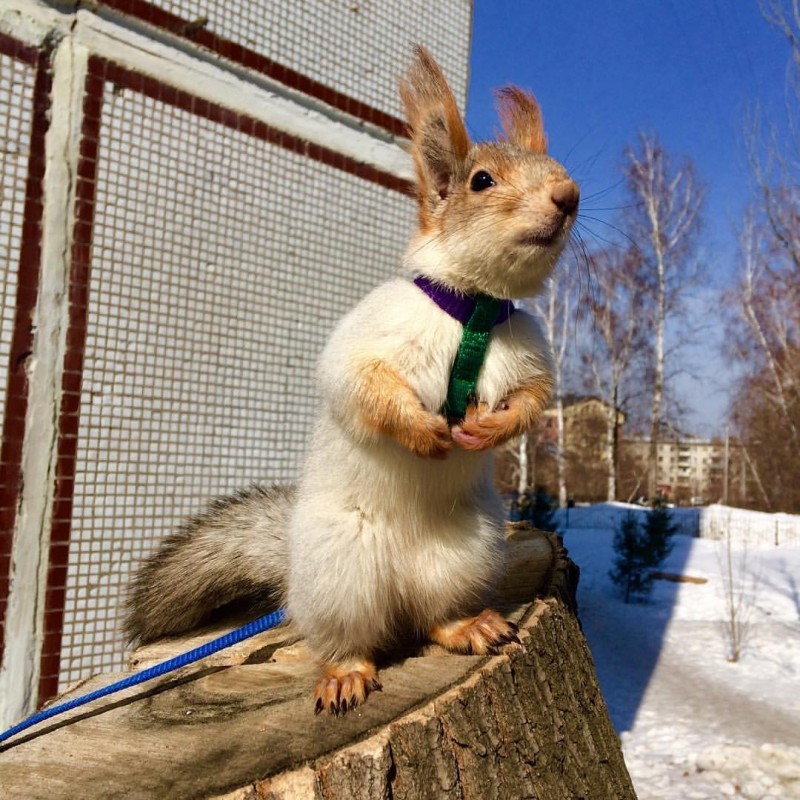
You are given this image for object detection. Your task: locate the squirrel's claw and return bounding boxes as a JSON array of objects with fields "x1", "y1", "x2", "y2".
[
  {"x1": 313, "y1": 660, "x2": 381, "y2": 717},
  {"x1": 429, "y1": 609, "x2": 521, "y2": 655}
]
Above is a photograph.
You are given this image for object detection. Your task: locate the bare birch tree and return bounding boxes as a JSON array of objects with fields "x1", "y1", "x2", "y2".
[
  {"x1": 502, "y1": 430, "x2": 535, "y2": 498},
  {"x1": 724, "y1": 1, "x2": 800, "y2": 512},
  {"x1": 516, "y1": 432, "x2": 530, "y2": 496},
  {"x1": 754, "y1": 1, "x2": 800, "y2": 271},
  {"x1": 530, "y1": 264, "x2": 579, "y2": 508},
  {"x1": 737, "y1": 212, "x2": 799, "y2": 444},
  {"x1": 584, "y1": 246, "x2": 649, "y2": 501},
  {"x1": 623, "y1": 134, "x2": 705, "y2": 497},
  {"x1": 726, "y1": 209, "x2": 800, "y2": 511}
]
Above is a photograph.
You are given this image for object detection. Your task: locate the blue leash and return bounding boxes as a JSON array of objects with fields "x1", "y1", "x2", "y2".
[{"x1": 0, "y1": 608, "x2": 286, "y2": 747}]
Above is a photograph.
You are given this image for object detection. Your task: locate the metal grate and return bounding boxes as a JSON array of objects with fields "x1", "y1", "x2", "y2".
[{"x1": 56, "y1": 68, "x2": 415, "y2": 687}]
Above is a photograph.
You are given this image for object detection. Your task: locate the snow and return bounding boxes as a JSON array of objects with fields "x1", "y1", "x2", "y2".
[
  {"x1": 555, "y1": 502, "x2": 800, "y2": 547},
  {"x1": 563, "y1": 512, "x2": 800, "y2": 799}
]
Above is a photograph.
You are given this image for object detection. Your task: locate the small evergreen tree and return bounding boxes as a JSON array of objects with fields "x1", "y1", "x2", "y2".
[
  {"x1": 610, "y1": 513, "x2": 649, "y2": 603},
  {"x1": 642, "y1": 498, "x2": 676, "y2": 566},
  {"x1": 610, "y1": 502, "x2": 676, "y2": 602}
]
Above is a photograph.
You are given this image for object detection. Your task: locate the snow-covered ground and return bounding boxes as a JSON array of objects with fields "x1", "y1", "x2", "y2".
[{"x1": 565, "y1": 518, "x2": 800, "y2": 799}]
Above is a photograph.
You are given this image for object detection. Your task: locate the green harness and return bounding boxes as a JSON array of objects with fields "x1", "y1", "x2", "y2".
[
  {"x1": 412, "y1": 276, "x2": 516, "y2": 420},
  {"x1": 444, "y1": 295, "x2": 503, "y2": 420}
]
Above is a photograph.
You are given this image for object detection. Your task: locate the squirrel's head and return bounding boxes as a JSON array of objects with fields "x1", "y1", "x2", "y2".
[{"x1": 400, "y1": 47, "x2": 579, "y2": 300}]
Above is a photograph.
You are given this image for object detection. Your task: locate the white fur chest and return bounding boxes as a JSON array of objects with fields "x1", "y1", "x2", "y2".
[{"x1": 318, "y1": 277, "x2": 552, "y2": 418}]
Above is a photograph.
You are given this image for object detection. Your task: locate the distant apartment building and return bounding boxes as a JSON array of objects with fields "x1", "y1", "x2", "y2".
[
  {"x1": 622, "y1": 436, "x2": 746, "y2": 504},
  {"x1": 540, "y1": 396, "x2": 625, "y2": 458},
  {"x1": 537, "y1": 396, "x2": 625, "y2": 501},
  {"x1": 534, "y1": 396, "x2": 747, "y2": 505}
]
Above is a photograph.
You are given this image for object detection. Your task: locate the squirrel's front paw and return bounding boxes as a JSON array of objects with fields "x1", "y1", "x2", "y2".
[
  {"x1": 397, "y1": 411, "x2": 453, "y2": 459},
  {"x1": 451, "y1": 402, "x2": 517, "y2": 451}
]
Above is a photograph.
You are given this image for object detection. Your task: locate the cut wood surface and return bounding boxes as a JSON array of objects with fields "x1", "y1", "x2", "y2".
[
  {"x1": 650, "y1": 571, "x2": 709, "y2": 585},
  {"x1": 0, "y1": 526, "x2": 636, "y2": 799}
]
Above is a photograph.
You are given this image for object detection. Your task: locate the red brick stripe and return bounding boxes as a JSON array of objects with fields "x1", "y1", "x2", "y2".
[
  {"x1": 0, "y1": 32, "x2": 38, "y2": 66},
  {"x1": 101, "y1": 59, "x2": 414, "y2": 195},
  {"x1": 0, "y1": 41, "x2": 52, "y2": 672},
  {"x1": 98, "y1": 0, "x2": 409, "y2": 137}
]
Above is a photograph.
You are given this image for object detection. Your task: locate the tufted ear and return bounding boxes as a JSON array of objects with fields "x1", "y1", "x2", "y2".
[
  {"x1": 400, "y1": 46, "x2": 470, "y2": 220},
  {"x1": 495, "y1": 86, "x2": 547, "y2": 154}
]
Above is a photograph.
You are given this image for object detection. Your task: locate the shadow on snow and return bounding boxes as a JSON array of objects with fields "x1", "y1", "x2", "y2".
[{"x1": 554, "y1": 503, "x2": 698, "y2": 733}]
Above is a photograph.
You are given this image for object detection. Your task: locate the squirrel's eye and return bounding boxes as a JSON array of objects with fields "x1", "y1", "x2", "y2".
[{"x1": 470, "y1": 170, "x2": 496, "y2": 192}]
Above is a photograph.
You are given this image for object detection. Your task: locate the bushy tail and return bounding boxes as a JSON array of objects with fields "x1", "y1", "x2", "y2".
[{"x1": 125, "y1": 484, "x2": 294, "y2": 644}]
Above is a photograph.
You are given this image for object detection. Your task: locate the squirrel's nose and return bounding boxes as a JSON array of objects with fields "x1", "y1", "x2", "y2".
[{"x1": 550, "y1": 180, "x2": 580, "y2": 215}]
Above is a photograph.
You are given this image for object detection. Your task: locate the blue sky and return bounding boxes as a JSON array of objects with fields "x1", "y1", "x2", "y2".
[{"x1": 466, "y1": 1, "x2": 793, "y2": 435}]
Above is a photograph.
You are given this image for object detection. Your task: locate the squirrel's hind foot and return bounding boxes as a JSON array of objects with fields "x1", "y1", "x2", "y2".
[
  {"x1": 429, "y1": 609, "x2": 520, "y2": 655},
  {"x1": 313, "y1": 658, "x2": 382, "y2": 716}
]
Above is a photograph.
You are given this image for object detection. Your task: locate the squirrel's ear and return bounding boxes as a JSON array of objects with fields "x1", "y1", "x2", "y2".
[
  {"x1": 495, "y1": 86, "x2": 547, "y2": 154},
  {"x1": 400, "y1": 46, "x2": 470, "y2": 212}
]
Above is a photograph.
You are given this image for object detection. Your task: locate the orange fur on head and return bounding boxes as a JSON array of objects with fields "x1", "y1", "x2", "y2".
[
  {"x1": 495, "y1": 86, "x2": 548, "y2": 154},
  {"x1": 399, "y1": 46, "x2": 471, "y2": 226}
]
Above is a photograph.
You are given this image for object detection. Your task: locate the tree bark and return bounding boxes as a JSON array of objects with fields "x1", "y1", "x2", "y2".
[
  {"x1": 607, "y1": 384, "x2": 619, "y2": 502},
  {"x1": 556, "y1": 394, "x2": 567, "y2": 508},
  {"x1": 517, "y1": 432, "x2": 529, "y2": 497}
]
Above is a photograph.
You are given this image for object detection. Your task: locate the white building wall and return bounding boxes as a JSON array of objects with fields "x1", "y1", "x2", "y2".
[
  {"x1": 0, "y1": 54, "x2": 36, "y2": 425},
  {"x1": 61, "y1": 83, "x2": 416, "y2": 686},
  {"x1": 132, "y1": 0, "x2": 472, "y2": 119},
  {"x1": 0, "y1": 0, "x2": 473, "y2": 720}
]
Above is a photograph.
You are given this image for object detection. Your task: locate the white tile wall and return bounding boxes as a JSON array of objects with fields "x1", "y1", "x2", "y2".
[
  {"x1": 147, "y1": 0, "x2": 471, "y2": 117},
  {"x1": 0, "y1": 54, "x2": 36, "y2": 428},
  {"x1": 59, "y1": 84, "x2": 416, "y2": 685}
]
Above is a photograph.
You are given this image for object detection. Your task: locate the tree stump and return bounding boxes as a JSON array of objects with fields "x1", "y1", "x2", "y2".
[{"x1": 0, "y1": 526, "x2": 636, "y2": 799}]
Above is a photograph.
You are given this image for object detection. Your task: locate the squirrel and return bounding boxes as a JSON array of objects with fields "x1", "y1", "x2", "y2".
[{"x1": 125, "y1": 47, "x2": 579, "y2": 716}]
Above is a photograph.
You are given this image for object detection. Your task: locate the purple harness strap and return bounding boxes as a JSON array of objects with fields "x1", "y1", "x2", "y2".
[{"x1": 412, "y1": 275, "x2": 515, "y2": 326}]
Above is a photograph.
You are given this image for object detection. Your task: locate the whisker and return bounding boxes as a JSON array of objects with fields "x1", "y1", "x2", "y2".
[
  {"x1": 569, "y1": 231, "x2": 599, "y2": 320},
  {"x1": 577, "y1": 216, "x2": 642, "y2": 253},
  {"x1": 580, "y1": 177, "x2": 627, "y2": 203},
  {"x1": 580, "y1": 202, "x2": 644, "y2": 212},
  {"x1": 576, "y1": 225, "x2": 633, "y2": 254},
  {"x1": 559, "y1": 132, "x2": 601, "y2": 171}
]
